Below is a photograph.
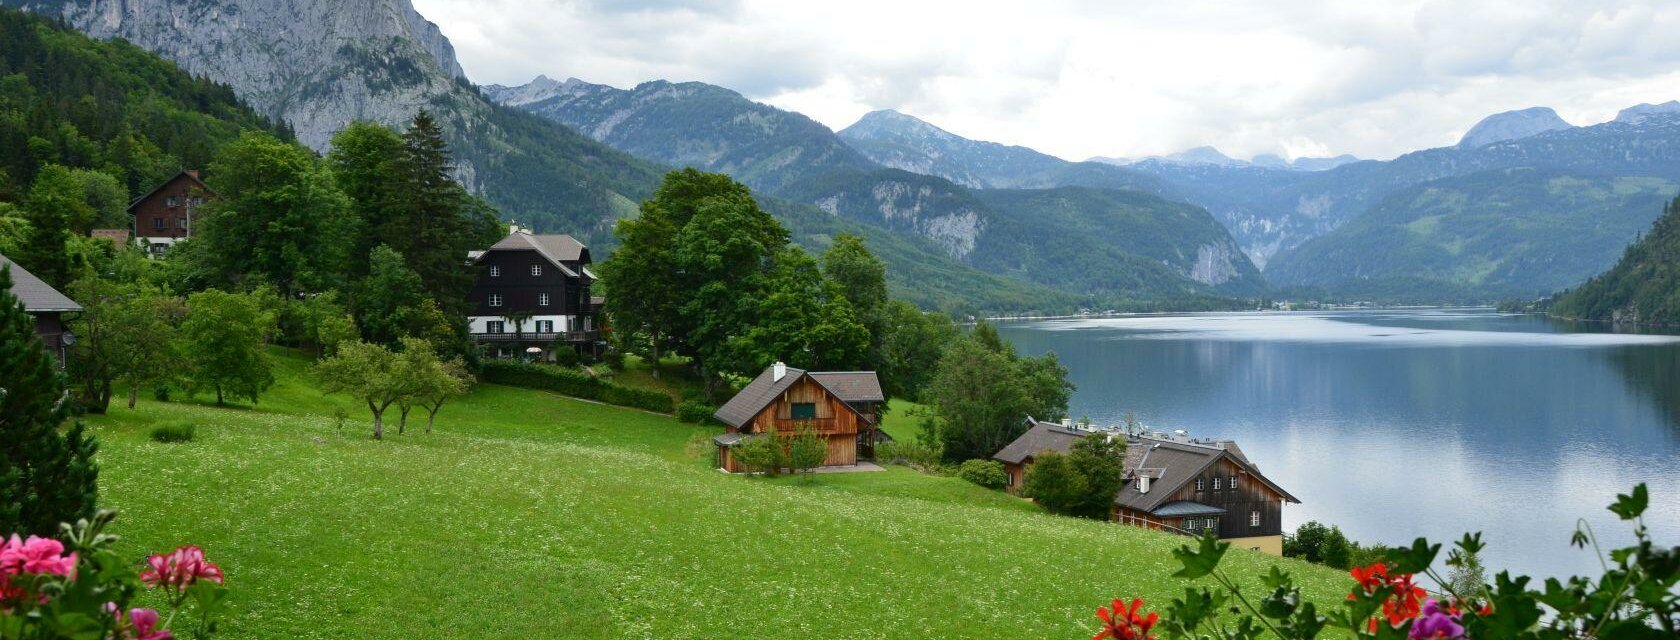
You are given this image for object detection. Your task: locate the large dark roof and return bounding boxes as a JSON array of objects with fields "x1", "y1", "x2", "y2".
[
  {"x1": 0, "y1": 255, "x2": 80, "y2": 313},
  {"x1": 992, "y1": 419, "x2": 1089, "y2": 464},
  {"x1": 476, "y1": 232, "x2": 590, "y2": 277},
  {"x1": 712, "y1": 365, "x2": 882, "y2": 429},
  {"x1": 992, "y1": 419, "x2": 1298, "y2": 514}
]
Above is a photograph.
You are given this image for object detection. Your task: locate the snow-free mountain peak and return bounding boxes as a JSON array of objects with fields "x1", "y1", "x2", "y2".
[
  {"x1": 1456, "y1": 107, "x2": 1573, "y2": 149},
  {"x1": 1614, "y1": 101, "x2": 1680, "y2": 125}
]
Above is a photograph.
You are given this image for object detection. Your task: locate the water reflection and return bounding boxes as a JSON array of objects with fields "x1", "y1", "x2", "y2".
[{"x1": 996, "y1": 310, "x2": 1680, "y2": 580}]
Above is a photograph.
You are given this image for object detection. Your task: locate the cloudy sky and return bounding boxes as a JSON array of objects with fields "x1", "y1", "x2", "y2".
[{"x1": 413, "y1": 0, "x2": 1680, "y2": 162}]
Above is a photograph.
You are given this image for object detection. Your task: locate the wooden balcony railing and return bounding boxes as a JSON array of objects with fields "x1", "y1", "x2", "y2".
[{"x1": 473, "y1": 330, "x2": 599, "y2": 343}]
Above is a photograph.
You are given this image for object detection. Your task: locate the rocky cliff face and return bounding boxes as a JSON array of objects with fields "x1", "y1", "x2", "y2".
[
  {"x1": 1456, "y1": 107, "x2": 1573, "y2": 149},
  {"x1": 23, "y1": 0, "x2": 468, "y2": 151}
]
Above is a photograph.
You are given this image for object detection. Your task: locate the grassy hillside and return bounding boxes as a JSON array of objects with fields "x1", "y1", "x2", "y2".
[
  {"x1": 84, "y1": 349, "x2": 1349, "y2": 638},
  {"x1": 1265, "y1": 169, "x2": 1678, "y2": 303}
]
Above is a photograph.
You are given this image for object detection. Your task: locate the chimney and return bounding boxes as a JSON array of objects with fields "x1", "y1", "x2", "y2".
[
  {"x1": 772, "y1": 361, "x2": 787, "y2": 381},
  {"x1": 1138, "y1": 475, "x2": 1151, "y2": 493}
]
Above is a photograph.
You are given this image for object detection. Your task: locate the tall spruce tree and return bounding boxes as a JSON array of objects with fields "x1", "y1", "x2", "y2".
[
  {"x1": 385, "y1": 111, "x2": 482, "y2": 315},
  {"x1": 0, "y1": 265, "x2": 99, "y2": 535}
]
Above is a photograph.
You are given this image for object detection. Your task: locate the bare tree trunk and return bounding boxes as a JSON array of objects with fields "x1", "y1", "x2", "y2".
[
  {"x1": 650, "y1": 330, "x2": 661, "y2": 380},
  {"x1": 127, "y1": 383, "x2": 138, "y2": 409},
  {"x1": 369, "y1": 400, "x2": 383, "y2": 440},
  {"x1": 397, "y1": 404, "x2": 411, "y2": 435},
  {"x1": 425, "y1": 403, "x2": 442, "y2": 433},
  {"x1": 216, "y1": 385, "x2": 224, "y2": 405}
]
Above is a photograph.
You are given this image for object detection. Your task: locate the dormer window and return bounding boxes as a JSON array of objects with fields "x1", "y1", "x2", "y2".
[
  {"x1": 531, "y1": 264, "x2": 542, "y2": 277},
  {"x1": 490, "y1": 265, "x2": 501, "y2": 277}
]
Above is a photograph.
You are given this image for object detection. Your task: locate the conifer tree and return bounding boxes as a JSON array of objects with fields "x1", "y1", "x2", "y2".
[{"x1": 0, "y1": 265, "x2": 99, "y2": 535}]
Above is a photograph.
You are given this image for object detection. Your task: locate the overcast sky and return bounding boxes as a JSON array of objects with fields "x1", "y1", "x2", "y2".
[{"x1": 412, "y1": 0, "x2": 1680, "y2": 162}]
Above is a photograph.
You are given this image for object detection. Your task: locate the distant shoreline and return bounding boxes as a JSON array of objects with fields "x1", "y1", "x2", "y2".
[{"x1": 986, "y1": 305, "x2": 1496, "y2": 322}]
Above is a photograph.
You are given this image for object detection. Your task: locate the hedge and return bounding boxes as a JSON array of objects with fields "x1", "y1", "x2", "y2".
[{"x1": 480, "y1": 360, "x2": 675, "y2": 414}]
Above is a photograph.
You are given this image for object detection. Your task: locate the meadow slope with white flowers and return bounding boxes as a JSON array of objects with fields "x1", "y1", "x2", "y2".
[{"x1": 83, "y1": 349, "x2": 1348, "y2": 639}]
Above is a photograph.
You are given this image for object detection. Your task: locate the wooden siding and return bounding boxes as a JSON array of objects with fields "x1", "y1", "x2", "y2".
[
  {"x1": 1144, "y1": 457, "x2": 1286, "y2": 538},
  {"x1": 131, "y1": 173, "x2": 212, "y2": 241},
  {"x1": 744, "y1": 376, "x2": 859, "y2": 467},
  {"x1": 470, "y1": 250, "x2": 592, "y2": 317}
]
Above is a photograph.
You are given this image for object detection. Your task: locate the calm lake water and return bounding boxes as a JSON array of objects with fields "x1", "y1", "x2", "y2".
[{"x1": 995, "y1": 310, "x2": 1680, "y2": 580}]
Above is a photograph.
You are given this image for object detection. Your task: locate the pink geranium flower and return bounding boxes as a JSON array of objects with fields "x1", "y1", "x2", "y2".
[
  {"x1": 139, "y1": 546, "x2": 222, "y2": 591},
  {"x1": 0, "y1": 534, "x2": 78, "y2": 578},
  {"x1": 110, "y1": 606, "x2": 174, "y2": 640}
]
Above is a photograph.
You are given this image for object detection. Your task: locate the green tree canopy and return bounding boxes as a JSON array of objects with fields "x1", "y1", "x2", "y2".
[
  {"x1": 17, "y1": 164, "x2": 82, "y2": 289},
  {"x1": 197, "y1": 131, "x2": 354, "y2": 295},
  {"x1": 181, "y1": 289, "x2": 276, "y2": 405},
  {"x1": 923, "y1": 326, "x2": 1074, "y2": 463}
]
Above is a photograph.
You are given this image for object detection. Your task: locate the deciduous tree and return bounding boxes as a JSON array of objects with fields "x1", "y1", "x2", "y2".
[
  {"x1": 314, "y1": 340, "x2": 415, "y2": 440},
  {"x1": 181, "y1": 289, "x2": 275, "y2": 405},
  {"x1": 196, "y1": 132, "x2": 354, "y2": 295}
]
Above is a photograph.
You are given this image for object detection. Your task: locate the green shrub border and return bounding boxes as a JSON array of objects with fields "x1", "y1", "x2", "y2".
[{"x1": 481, "y1": 360, "x2": 675, "y2": 414}]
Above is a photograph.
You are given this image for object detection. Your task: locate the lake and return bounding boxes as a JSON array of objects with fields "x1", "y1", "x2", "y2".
[{"x1": 995, "y1": 309, "x2": 1680, "y2": 580}]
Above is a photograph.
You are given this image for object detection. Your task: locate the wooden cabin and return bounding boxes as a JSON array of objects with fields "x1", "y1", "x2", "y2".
[
  {"x1": 129, "y1": 170, "x2": 215, "y2": 256},
  {"x1": 712, "y1": 363, "x2": 884, "y2": 472},
  {"x1": 994, "y1": 418, "x2": 1299, "y2": 555}
]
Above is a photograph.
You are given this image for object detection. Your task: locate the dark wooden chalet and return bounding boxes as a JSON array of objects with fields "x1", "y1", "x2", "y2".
[
  {"x1": 1, "y1": 254, "x2": 82, "y2": 367},
  {"x1": 129, "y1": 170, "x2": 215, "y2": 256},
  {"x1": 994, "y1": 418, "x2": 1299, "y2": 555},
  {"x1": 712, "y1": 363, "x2": 885, "y2": 472},
  {"x1": 466, "y1": 230, "x2": 602, "y2": 360}
]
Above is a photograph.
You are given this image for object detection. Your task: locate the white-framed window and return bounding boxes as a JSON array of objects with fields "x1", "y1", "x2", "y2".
[
  {"x1": 1230, "y1": 475, "x2": 1238, "y2": 489},
  {"x1": 177, "y1": 217, "x2": 188, "y2": 229},
  {"x1": 152, "y1": 217, "x2": 167, "y2": 230},
  {"x1": 488, "y1": 294, "x2": 503, "y2": 307},
  {"x1": 537, "y1": 320, "x2": 553, "y2": 333},
  {"x1": 1250, "y1": 511, "x2": 1261, "y2": 527},
  {"x1": 165, "y1": 196, "x2": 178, "y2": 207},
  {"x1": 538, "y1": 292, "x2": 550, "y2": 306},
  {"x1": 1213, "y1": 477, "x2": 1222, "y2": 490},
  {"x1": 531, "y1": 264, "x2": 542, "y2": 276},
  {"x1": 1184, "y1": 518, "x2": 1198, "y2": 531},
  {"x1": 1195, "y1": 478, "x2": 1205, "y2": 491},
  {"x1": 490, "y1": 265, "x2": 501, "y2": 277},
  {"x1": 486, "y1": 321, "x2": 505, "y2": 334}
]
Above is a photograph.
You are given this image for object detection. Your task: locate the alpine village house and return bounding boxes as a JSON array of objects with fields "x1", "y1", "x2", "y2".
[
  {"x1": 127, "y1": 170, "x2": 215, "y2": 256},
  {"x1": 467, "y1": 229, "x2": 604, "y2": 360},
  {"x1": 994, "y1": 418, "x2": 1299, "y2": 555},
  {"x1": 712, "y1": 363, "x2": 886, "y2": 472},
  {"x1": 1, "y1": 254, "x2": 82, "y2": 367}
]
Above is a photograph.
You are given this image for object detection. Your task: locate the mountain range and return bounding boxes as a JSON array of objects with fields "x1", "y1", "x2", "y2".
[{"x1": 19, "y1": 0, "x2": 1680, "y2": 307}]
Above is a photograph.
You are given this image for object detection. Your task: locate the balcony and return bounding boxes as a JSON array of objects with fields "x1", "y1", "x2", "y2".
[{"x1": 473, "y1": 330, "x2": 598, "y2": 343}]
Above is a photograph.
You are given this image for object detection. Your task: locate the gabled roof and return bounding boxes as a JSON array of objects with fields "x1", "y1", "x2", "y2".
[
  {"x1": 475, "y1": 232, "x2": 584, "y2": 277},
  {"x1": 807, "y1": 372, "x2": 884, "y2": 404},
  {"x1": 712, "y1": 365, "x2": 883, "y2": 429},
  {"x1": 127, "y1": 170, "x2": 214, "y2": 211},
  {"x1": 992, "y1": 419, "x2": 1090, "y2": 464},
  {"x1": 991, "y1": 419, "x2": 1299, "y2": 514},
  {"x1": 0, "y1": 254, "x2": 81, "y2": 313}
]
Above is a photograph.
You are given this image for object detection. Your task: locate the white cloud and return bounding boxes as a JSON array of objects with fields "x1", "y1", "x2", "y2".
[{"x1": 414, "y1": 0, "x2": 1680, "y2": 161}]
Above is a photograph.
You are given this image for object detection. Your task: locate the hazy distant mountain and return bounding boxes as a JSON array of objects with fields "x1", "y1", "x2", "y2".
[
  {"x1": 11, "y1": 0, "x2": 665, "y2": 240},
  {"x1": 1615, "y1": 101, "x2": 1680, "y2": 125},
  {"x1": 1286, "y1": 155, "x2": 1362, "y2": 171},
  {"x1": 1265, "y1": 168, "x2": 1677, "y2": 301},
  {"x1": 1457, "y1": 107, "x2": 1574, "y2": 149},
  {"x1": 835, "y1": 109, "x2": 1160, "y2": 192},
  {"x1": 1129, "y1": 109, "x2": 1680, "y2": 272},
  {"x1": 489, "y1": 76, "x2": 1264, "y2": 300}
]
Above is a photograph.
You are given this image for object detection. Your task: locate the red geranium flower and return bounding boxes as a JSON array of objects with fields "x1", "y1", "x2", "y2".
[{"x1": 1094, "y1": 597, "x2": 1159, "y2": 640}]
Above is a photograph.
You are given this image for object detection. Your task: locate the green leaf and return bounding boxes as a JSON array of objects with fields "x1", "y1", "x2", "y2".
[
  {"x1": 1608, "y1": 484, "x2": 1648, "y2": 520},
  {"x1": 1170, "y1": 531, "x2": 1230, "y2": 580},
  {"x1": 1387, "y1": 537, "x2": 1441, "y2": 575}
]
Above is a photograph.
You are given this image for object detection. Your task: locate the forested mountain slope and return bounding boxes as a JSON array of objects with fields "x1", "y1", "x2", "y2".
[{"x1": 1550, "y1": 195, "x2": 1680, "y2": 325}]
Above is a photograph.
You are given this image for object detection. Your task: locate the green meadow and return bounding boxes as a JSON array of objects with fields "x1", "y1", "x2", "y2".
[{"x1": 84, "y1": 349, "x2": 1349, "y2": 639}]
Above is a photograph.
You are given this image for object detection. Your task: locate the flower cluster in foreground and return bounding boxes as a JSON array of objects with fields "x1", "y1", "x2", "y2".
[
  {"x1": 0, "y1": 511, "x2": 230, "y2": 640},
  {"x1": 1092, "y1": 484, "x2": 1678, "y2": 639}
]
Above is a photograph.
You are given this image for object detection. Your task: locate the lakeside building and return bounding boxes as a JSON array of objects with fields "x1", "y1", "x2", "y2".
[
  {"x1": 465, "y1": 229, "x2": 603, "y2": 361},
  {"x1": 712, "y1": 363, "x2": 886, "y2": 471},
  {"x1": 994, "y1": 418, "x2": 1299, "y2": 555}
]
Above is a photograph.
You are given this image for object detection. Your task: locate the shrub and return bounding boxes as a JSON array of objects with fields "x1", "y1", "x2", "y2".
[
  {"x1": 550, "y1": 346, "x2": 581, "y2": 368},
  {"x1": 876, "y1": 439, "x2": 945, "y2": 471},
  {"x1": 787, "y1": 424, "x2": 828, "y2": 475},
  {"x1": 957, "y1": 459, "x2": 1008, "y2": 489},
  {"x1": 149, "y1": 421, "x2": 196, "y2": 443},
  {"x1": 480, "y1": 360, "x2": 675, "y2": 413},
  {"x1": 152, "y1": 384, "x2": 171, "y2": 402},
  {"x1": 732, "y1": 434, "x2": 785, "y2": 475},
  {"x1": 599, "y1": 350, "x2": 625, "y2": 370},
  {"x1": 676, "y1": 400, "x2": 718, "y2": 424}
]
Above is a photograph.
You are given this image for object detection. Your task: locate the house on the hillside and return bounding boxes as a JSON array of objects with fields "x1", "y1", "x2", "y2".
[
  {"x1": 1, "y1": 254, "x2": 82, "y2": 367},
  {"x1": 129, "y1": 170, "x2": 216, "y2": 256},
  {"x1": 994, "y1": 418, "x2": 1299, "y2": 555},
  {"x1": 712, "y1": 363, "x2": 885, "y2": 472},
  {"x1": 466, "y1": 229, "x2": 603, "y2": 360}
]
